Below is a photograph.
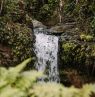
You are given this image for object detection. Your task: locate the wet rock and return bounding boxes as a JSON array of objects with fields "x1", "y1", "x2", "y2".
[
  {"x1": 32, "y1": 19, "x2": 47, "y2": 29},
  {"x1": 60, "y1": 27, "x2": 80, "y2": 42},
  {"x1": 49, "y1": 23, "x2": 75, "y2": 35}
]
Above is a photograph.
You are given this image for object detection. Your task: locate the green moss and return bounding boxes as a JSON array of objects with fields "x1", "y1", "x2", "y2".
[
  {"x1": 61, "y1": 42, "x2": 78, "y2": 66},
  {"x1": 61, "y1": 41, "x2": 95, "y2": 84},
  {"x1": 80, "y1": 34, "x2": 94, "y2": 42},
  {"x1": 2, "y1": 0, "x2": 25, "y2": 22},
  {"x1": 62, "y1": 42, "x2": 77, "y2": 52},
  {"x1": 61, "y1": 40, "x2": 95, "y2": 78}
]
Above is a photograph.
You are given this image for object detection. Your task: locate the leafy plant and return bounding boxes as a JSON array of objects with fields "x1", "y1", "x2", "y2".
[
  {"x1": 0, "y1": 0, "x2": 33, "y2": 66},
  {"x1": 63, "y1": 0, "x2": 95, "y2": 34},
  {"x1": 80, "y1": 34, "x2": 94, "y2": 42},
  {"x1": 0, "y1": 58, "x2": 95, "y2": 97},
  {"x1": 0, "y1": 17, "x2": 33, "y2": 66},
  {"x1": 25, "y1": 0, "x2": 58, "y2": 21},
  {"x1": 0, "y1": 58, "x2": 42, "y2": 97}
]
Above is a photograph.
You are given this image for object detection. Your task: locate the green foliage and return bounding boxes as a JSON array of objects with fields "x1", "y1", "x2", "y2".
[
  {"x1": 0, "y1": 0, "x2": 33, "y2": 24},
  {"x1": 0, "y1": 59, "x2": 95, "y2": 97},
  {"x1": 31, "y1": 83, "x2": 95, "y2": 97},
  {"x1": 0, "y1": 17, "x2": 33, "y2": 66},
  {"x1": 64, "y1": 0, "x2": 75, "y2": 15},
  {"x1": 0, "y1": 0, "x2": 33, "y2": 66},
  {"x1": 64, "y1": 0, "x2": 95, "y2": 18},
  {"x1": 61, "y1": 41, "x2": 95, "y2": 80},
  {"x1": 1, "y1": 0, "x2": 24, "y2": 22},
  {"x1": 25, "y1": 0, "x2": 58, "y2": 21},
  {"x1": 63, "y1": 0, "x2": 95, "y2": 34},
  {"x1": 62, "y1": 42, "x2": 77, "y2": 52},
  {"x1": 0, "y1": 58, "x2": 42, "y2": 97},
  {"x1": 62, "y1": 42, "x2": 78, "y2": 65},
  {"x1": 80, "y1": 34, "x2": 94, "y2": 42}
]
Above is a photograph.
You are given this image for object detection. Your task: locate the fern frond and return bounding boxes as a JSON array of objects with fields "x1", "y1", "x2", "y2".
[
  {"x1": 15, "y1": 71, "x2": 43, "y2": 91},
  {"x1": 9, "y1": 58, "x2": 32, "y2": 73},
  {"x1": 80, "y1": 84, "x2": 95, "y2": 97},
  {"x1": 6, "y1": 58, "x2": 32, "y2": 84},
  {"x1": 0, "y1": 85, "x2": 25, "y2": 97}
]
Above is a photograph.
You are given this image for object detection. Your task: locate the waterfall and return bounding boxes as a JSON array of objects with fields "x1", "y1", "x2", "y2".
[{"x1": 34, "y1": 28, "x2": 60, "y2": 82}]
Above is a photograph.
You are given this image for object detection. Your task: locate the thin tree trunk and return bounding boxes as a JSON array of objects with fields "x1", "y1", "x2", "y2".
[
  {"x1": 0, "y1": 0, "x2": 4, "y2": 15},
  {"x1": 59, "y1": 0, "x2": 64, "y2": 23},
  {"x1": 76, "y1": 0, "x2": 78, "y2": 5}
]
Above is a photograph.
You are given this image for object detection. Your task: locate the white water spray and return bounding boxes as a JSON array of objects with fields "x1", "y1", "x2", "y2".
[{"x1": 34, "y1": 29, "x2": 60, "y2": 82}]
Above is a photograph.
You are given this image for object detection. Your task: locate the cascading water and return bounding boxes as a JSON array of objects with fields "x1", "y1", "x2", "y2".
[{"x1": 34, "y1": 28, "x2": 60, "y2": 82}]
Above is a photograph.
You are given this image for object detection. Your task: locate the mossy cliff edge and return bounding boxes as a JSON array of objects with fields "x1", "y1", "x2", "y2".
[{"x1": 60, "y1": 28, "x2": 95, "y2": 86}]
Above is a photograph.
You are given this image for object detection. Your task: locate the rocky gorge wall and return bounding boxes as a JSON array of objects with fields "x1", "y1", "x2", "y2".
[
  {"x1": 59, "y1": 25, "x2": 95, "y2": 87},
  {"x1": 49, "y1": 22, "x2": 95, "y2": 86}
]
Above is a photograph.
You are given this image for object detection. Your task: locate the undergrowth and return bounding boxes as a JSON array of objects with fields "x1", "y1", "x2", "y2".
[{"x1": 0, "y1": 58, "x2": 95, "y2": 97}]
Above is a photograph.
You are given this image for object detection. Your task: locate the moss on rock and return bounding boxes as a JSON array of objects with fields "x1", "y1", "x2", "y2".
[
  {"x1": 60, "y1": 40, "x2": 95, "y2": 84},
  {"x1": 80, "y1": 34, "x2": 94, "y2": 42}
]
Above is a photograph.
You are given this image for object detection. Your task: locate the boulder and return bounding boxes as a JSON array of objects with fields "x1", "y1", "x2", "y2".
[
  {"x1": 49, "y1": 23, "x2": 76, "y2": 35},
  {"x1": 32, "y1": 19, "x2": 47, "y2": 29}
]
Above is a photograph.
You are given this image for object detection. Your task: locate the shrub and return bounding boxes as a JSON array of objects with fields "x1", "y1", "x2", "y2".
[
  {"x1": 0, "y1": 58, "x2": 43, "y2": 97},
  {"x1": 0, "y1": 58, "x2": 95, "y2": 97},
  {"x1": 80, "y1": 34, "x2": 94, "y2": 42},
  {"x1": 0, "y1": 17, "x2": 33, "y2": 66},
  {"x1": 0, "y1": 0, "x2": 25, "y2": 22},
  {"x1": 24, "y1": 0, "x2": 58, "y2": 21},
  {"x1": 63, "y1": 0, "x2": 95, "y2": 34},
  {"x1": 0, "y1": 0, "x2": 33, "y2": 66}
]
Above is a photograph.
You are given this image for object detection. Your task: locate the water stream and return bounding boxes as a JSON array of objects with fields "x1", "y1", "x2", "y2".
[{"x1": 34, "y1": 28, "x2": 60, "y2": 82}]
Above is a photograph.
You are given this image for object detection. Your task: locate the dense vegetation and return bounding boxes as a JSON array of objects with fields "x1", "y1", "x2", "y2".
[
  {"x1": 59, "y1": 0, "x2": 95, "y2": 85},
  {"x1": 29, "y1": 0, "x2": 95, "y2": 34},
  {"x1": 63, "y1": 0, "x2": 95, "y2": 35},
  {"x1": 0, "y1": 0, "x2": 95, "y2": 96},
  {"x1": 0, "y1": 0, "x2": 33, "y2": 66},
  {"x1": 0, "y1": 58, "x2": 95, "y2": 97},
  {"x1": 29, "y1": 0, "x2": 58, "y2": 21}
]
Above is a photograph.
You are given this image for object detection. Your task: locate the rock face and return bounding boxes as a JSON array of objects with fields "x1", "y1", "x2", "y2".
[
  {"x1": 49, "y1": 23, "x2": 76, "y2": 35},
  {"x1": 32, "y1": 19, "x2": 47, "y2": 29},
  {"x1": 33, "y1": 21, "x2": 95, "y2": 86},
  {"x1": 59, "y1": 24, "x2": 95, "y2": 86}
]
